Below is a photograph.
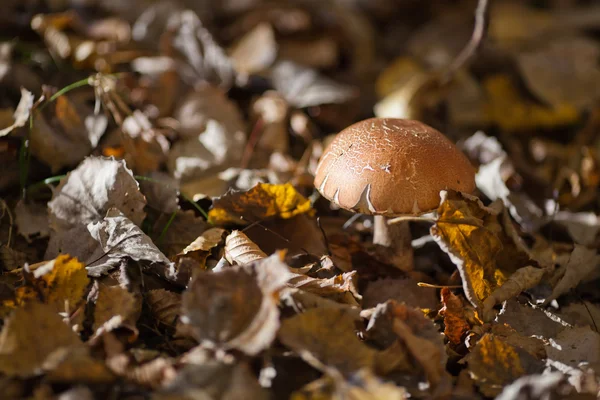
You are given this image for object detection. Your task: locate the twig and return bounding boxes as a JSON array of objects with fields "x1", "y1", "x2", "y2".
[{"x1": 441, "y1": 0, "x2": 490, "y2": 84}]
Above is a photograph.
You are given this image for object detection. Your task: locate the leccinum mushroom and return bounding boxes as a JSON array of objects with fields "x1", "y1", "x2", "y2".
[{"x1": 314, "y1": 118, "x2": 475, "y2": 270}]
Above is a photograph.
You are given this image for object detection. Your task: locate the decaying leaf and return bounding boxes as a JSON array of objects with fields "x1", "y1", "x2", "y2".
[
  {"x1": 278, "y1": 307, "x2": 375, "y2": 376},
  {"x1": 430, "y1": 191, "x2": 526, "y2": 312},
  {"x1": 439, "y1": 288, "x2": 471, "y2": 345},
  {"x1": 181, "y1": 252, "x2": 291, "y2": 355},
  {"x1": 209, "y1": 183, "x2": 314, "y2": 225},
  {"x1": 465, "y1": 334, "x2": 545, "y2": 397},
  {"x1": 545, "y1": 326, "x2": 600, "y2": 369},
  {"x1": 0, "y1": 301, "x2": 83, "y2": 377}
]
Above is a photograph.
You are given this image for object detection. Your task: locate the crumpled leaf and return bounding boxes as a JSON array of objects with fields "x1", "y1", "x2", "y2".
[
  {"x1": 287, "y1": 270, "x2": 359, "y2": 299},
  {"x1": 545, "y1": 245, "x2": 600, "y2": 304},
  {"x1": 93, "y1": 284, "x2": 141, "y2": 340},
  {"x1": 0, "y1": 87, "x2": 34, "y2": 136},
  {"x1": 47, "y1": 156, "x2": 146, "y2": 244},
  {"x1": 270, "y1": 61, "x2": 357, "y2": 108},
  {"x1": 87, "y1": 208, "x2": 173, "y2": 279},
  {"x1": 181, "y1": 252, "x2": 291, "y2": 355},
  {"x1": 465, "y1": 334, "x2": 544, "y2": 397},
  {"x1": 517, "y1": 36, "x2": 600, "y2": 109},
  {"x1": 483, "y1": 74, "x2": 579, "y2": 132},
  {"x1": 278, "y1": 307, "x2": 375, "y2": 376},
  {"x1": 0, "y1": 301, "x2": 83, "y2": 377},
  {"x1": 430, "y1": 191, "x2": 526, "y2": 312},
  {"x1": 173, "y1": 227, "x2": 227, "y2": 274},
  {"x1": 209, "y1": 183, "x2": 314, "y2": 225},
  {"x1": 9, "y1": 255, "x2": 89, "y2": 314},
  {"x1": 439, "y1": 288, "x2": 471, "y2": 345}
]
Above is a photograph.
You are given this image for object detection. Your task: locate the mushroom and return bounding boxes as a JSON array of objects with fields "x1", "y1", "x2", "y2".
[{"x1": 314, "y1": 118, "x2": 475, "y2": 270}]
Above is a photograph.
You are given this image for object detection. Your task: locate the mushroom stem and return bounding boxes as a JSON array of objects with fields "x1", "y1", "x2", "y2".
[{"x1": 373, "y1": 215, "x2": 413, "y2": 271}]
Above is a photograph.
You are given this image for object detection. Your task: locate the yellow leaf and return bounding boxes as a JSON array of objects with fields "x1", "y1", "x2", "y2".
[
  {"x1": 483, "y1": 74, "x2": 579, "y2": 132},
  {"x1": 465, "y1": 334, "x2": 543, "y2": 397},
  {"x1": 430, "y1": 192, "x2": 516, "y2": 309},
  {"x1": 12, "y1": 254, "x2": 89, "y2": 312},
  {"x1": 209, "y1": 183, "x2": 314, "y2": 225}
]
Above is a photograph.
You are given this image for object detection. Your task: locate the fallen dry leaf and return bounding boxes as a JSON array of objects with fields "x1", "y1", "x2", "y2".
[
  {"x1": 93, "y1": 284, "x2": 141, "y2": 340},
  {"x1": 431, "y1": 191, "x2": 527, "y2": 313},
  {"x1": 0, "y1": 301, "x2": 83, "y2": 377},
  {"x1": 465, "y1": 334, "x2": 544, "y2": 397},
  {"x1": 8, "y1": 255, "x2": 89, "y2": 315},
  {"x1": 278, "y1": 307, "x2": 375, "y2": 376},
  {"x1": 439, "y1": 288, "x2": 471, "y2": 345},
  {"x1": 545, "y1": 245, "x2": 600, "y2": 305},
  {"x1": 224, "y1": 230, "x2": 267, "y2": 265},
  {"x1": 209, "y1": 182, "x2": 314, "y2": 225},
  {"x1": 181, "y1": 252, "x2": 291, "y2": 355}
]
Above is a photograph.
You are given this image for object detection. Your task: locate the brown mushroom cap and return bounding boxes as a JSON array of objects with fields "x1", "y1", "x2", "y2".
[{"x1": 314, "y1": 118, "x2": 476, "y2": 215}]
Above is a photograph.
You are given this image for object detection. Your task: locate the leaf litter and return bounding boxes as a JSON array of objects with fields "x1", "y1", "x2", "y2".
[{"x1": 0, "y1": 1, "x2": 600, "y2": 399}]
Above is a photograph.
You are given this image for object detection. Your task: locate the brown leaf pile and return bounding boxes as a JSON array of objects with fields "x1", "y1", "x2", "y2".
[{"x1": 1, "y1": 1, "x2": 600, "y2": 399}]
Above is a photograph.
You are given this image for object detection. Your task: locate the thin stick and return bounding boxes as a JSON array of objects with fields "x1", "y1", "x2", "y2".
[
  {"x1": 441, "y1": 0, "x2": 490, "y2": 84},
  {"x1": 417, "y1": 282, "x2": 463, "y2": 289}
]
